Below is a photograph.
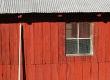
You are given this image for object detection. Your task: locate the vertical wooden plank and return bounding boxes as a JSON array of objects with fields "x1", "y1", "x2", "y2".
[
  {"x1": 43, "y1": 64, "x2": 51, "y2": 80},
  {"x1": 23, "y1": 23, "x2": 35, "y2": 64},
  {"x1": 0, "y1": 26, "x2": 2, "y2": 65},
  {"x1": 74, "y1": 62, "x2": 83, "y2": 80},
  {"x1": 91, "y1": 63, "x2": 98, "y2": 80},
  {"x1": 50, "y1": 23, "x2": 59, "y2": 64},
  {"x1": 33, "y1": 23, "x2": 43, "y2": 64},
  {"x1": 9, "y1": 24, "x2": 19, "y2": 65},
  {"x1": 82, "y1": 63, "x2": 91, "y2": 80},
  {"x1": 58, "y1": 64, "x2": 67, "y2": 80},
  {"x1": 35, "y1": 65, "x2": 43, "y2": 80},
  {"x1": 26, "y1": 65, "x2": 35, "y2": 80},
  {"x1": 2, "y1": 65, "x2": 11, "y2": 80},
  {"x1": 42, "y1": 22, "x2": 51, "y2": 64},
  {"x1": 2, "y1": 65, "x2": 6, "y2": 80},
  {"x1": 105, "y1": 62, "x2": 110, "y2": 80},
  {"x1": 9, "y1": 24, "x2": 19, "y2": 80},
  {"x1": 94, "y1": 22, "x2": 106, "y2": 62},
  {"x1": 1, "y1": 24, "x2": 10, "y2": 65},
  {"x1": 98, "y1": 63, "x2": 106, "y2": 80},
  {"x1": 10, "y1": 65, "x2": 14, "y2": 80},
  {"x1": 15, "y1": 65, "x2": 18, "y2": 80},
  {"x1": 67, "y1": 62, "x2": 74, "y2": 80},
  {"x1": 0, "y1": 26, "x2": 2, "y2": 80},
  {"x1": 51, "y1": 64, "x2": 58, "y2": 80},
  {"x1": 58, "y1": 22, "x2": 66, "y2": 63},
  {"x1": 7, "y1": 65, "x2": 11, "y2": 80},
  {"x1": 1, "y1": 24, "x2": 10, "y2": 80},
  {"x1": 0, "y1": 65, "x2": 2, "y2": 80},
  {"x1": 105, "y1": 23, "x2": 110, "y2": 62},
  {"x1": 10, "y1": 65, "x2": 18, "y2": 80}
]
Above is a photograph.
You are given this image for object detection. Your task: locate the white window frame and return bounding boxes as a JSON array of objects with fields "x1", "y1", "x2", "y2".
[{"x1": 66, "y1": 22, "x2": 94, "y2": 56}]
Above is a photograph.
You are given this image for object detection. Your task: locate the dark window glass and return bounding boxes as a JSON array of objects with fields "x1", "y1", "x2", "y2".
[
  {"x1": 79, "y1": 39, "x2": 90, "y2": 53},
  {"x1": 66, "y1": 22, "x2": 77, "y2": 38},
  {"x1": 79, "y1": 22, "x2": 90, "y2": 38},
  {"x1": 66, "y1": 40, "x2": 77, "y2": 54}
]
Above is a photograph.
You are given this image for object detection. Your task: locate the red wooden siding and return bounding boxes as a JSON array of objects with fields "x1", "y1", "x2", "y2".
[
  {"x1": 0, "y1": 22, "x2": 110, "y2": 80},
  {"x1": 23, "y1": 22, "x2": 110, "y2": 80},
  {"x1": 0, "y1": 24, "x2": 19, "y2": 80}
]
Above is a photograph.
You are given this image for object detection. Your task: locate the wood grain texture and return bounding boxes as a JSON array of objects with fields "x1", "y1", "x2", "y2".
[
  {"x1": 0, "y1": 65, "x2": 2, "y2": 80},
  {"x1": 105, "y1": 23, "x2": 110, "y2": 62},
  {"x1": 58, "y1": 64, "x2": 67, "y2": 80},
  {"x1": 33, "y1": 23, "x2": 43, "y2": 64},
  {"x1": 51, "y1": 64, "x2": 58, "y2": 80},
  {"x1": 35, "y1": 65, "x2": 43, "y2": 80},
  {"x1": 0, "y1": 24, "x2": 19, "y2": 80},
  {"x1": 74, "y1": 62, "x2": 83, "y2": 80},
  {"x1": 91, "y1": 63, "x2": 98, "y2": 80},
  {"x1": 26, "y1": 65, "x2": 35, "y2": 80},
  {"x1": 42, "y1": 22, "x2": 51, "y2": 64},
  {"x1": 98, "y1": 63, "x2": 106, "y2": 80},
  {"x1": 10, "y1": 65, "x2": 18, "y2": 80},
  {"x1": 1, "y1": 24, "x2": 10, "y2": 65},
  {"x1": 50, "y1": 23, "x2": 59, "y2": 64},
  {"x1": 43, "y1": 64, "x2": 51, "y2": 80},
  {"x1": 82, "y1": 63, "x2": 91, "y2": 80},
  {"x1": 23, "y1": 23, "x2": 35, "y2": 65},
  {"x1": 9, "y1": 24, "x2": 19, "y2": 65},
  {"x1": 105, "y1": 62, "x2": 110, "y2": 80},
  {"x1": 0, "y1": 27, "x2": 2, "y2": 65},
  {"x1": 67, "y1": 62, "x2": 74, "y2": 80},
  {"x1": 58, "y1": 23, "x2": 67, "y2": 64}
]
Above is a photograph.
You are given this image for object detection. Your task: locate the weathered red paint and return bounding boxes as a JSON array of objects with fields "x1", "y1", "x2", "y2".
[
  {"x1": 0, "y1": 24, "x2": 19, "y2": 80},
  {"x1": 0, "y1": 22, "x2": 110, "y2": 80},
  {"x1": 23, "y1": 22, "x2": 110, "y2": 80}
]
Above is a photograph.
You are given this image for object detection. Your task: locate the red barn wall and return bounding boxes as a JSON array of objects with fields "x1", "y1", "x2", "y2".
[
  {"x1": 0, "y1": 24, "x2": 19, "y2": 80},
  {"x1": 0, "y1": 22, "x2": 110, "y2": 80}
]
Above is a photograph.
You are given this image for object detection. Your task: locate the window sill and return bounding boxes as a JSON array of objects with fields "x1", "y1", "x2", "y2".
[{"x1": 66, "y1": 53, "x2": 93, "y2": 56}]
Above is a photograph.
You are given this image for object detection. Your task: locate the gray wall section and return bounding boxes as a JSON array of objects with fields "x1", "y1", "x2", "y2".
[{"x1": 0, "y1": 0, "x2": 110, "y2": 13}]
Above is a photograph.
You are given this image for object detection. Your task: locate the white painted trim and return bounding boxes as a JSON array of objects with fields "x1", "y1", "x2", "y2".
[
  {"x1": 90, "y1": 23, "x2": 94, "y2": 55},
  {"x1": 66, "y1": 53, "x2": 93, "y2": 56},
  {"x1": 66, "y1": 38, "x2": 91, "y2": 39},
  {"x1": 18, "y1": 23, "x2": 22, "y2": 80}
]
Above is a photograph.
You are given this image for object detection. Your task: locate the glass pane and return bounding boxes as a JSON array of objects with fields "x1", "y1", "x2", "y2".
[
  {"x1": 79, "y1": 39, "x2": 90, "y2": 53},
  {"x1": 66, "y1": 23, "x2": 72, "y2": 29},
  {"x1": 66, "y1": 30, "x2": 72, "y2": 38},
  {"x1": 66, "y1": 22, "x2": 77, "y2": 38},
  {"x1": 66, "y1": 39, "x2": 77, "y2": 54},
  {"x1": 79, "y1": 22, "x2": 90, "y2": 38}
]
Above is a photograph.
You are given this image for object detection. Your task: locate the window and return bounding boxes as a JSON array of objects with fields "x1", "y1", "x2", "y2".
[{"x1": 66, "y1": 22, "x2": 93, "y2": 56}]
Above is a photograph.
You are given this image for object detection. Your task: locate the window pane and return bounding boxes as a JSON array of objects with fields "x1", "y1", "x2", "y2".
[
  {"x1": 66, "y1": 30, "x2": 72, "y2": 38},
  {"x1": 66, "y1": 22, "x2": 77, "y2": 38},
  {"x1": 79, "y1": 22, "x2": 90, "y2": 38},
  {"x1": 79, "y1": 39, "x2": 90, "y2": 53},
  {"x1": 66, "y1": 23, "x2": 72, "y2": 29},
  {"x1": 66, "y1": 39, "x2": 77, "y2": 54}
]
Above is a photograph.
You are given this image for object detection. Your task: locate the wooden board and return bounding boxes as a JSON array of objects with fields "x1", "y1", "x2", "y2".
[
  {"x1": 23, "y1": 23, "x2": 35, "y2": 64},
  {"x1": 42, "y1": 22, "x2": 51, "y2": 64},
  {"x1": 33, "y1": 23, "x2": 43, "y2": 64}
]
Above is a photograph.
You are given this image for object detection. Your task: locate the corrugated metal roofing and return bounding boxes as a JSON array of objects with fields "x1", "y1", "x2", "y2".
[{"x1": 0, "y1": 0, "x2": 110, "y2": 13}]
